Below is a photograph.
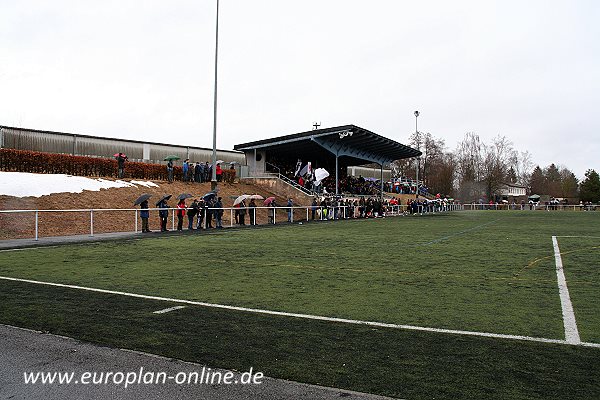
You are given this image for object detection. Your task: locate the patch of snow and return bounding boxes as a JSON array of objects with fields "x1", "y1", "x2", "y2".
[
  {"x1": 130, "y1": 180, "x2": 159, "y2": 188},
  {"x1": 0, "y1": 172, "x2": 153, "y2": 198}
]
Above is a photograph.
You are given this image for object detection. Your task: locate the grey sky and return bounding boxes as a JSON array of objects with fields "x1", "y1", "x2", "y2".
[{"x1": 2, "y1": 0, "x2": 599, "y2": 178}]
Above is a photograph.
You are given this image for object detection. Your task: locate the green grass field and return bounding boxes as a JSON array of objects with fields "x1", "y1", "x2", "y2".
[{"x1": 1, "y1": 211, "x2": 599, "y2": 399}]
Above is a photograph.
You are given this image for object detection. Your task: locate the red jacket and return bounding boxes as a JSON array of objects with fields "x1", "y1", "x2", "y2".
[
  {"x1": 176, "y1": 202, "x2": 186, "y2": 217},
  {"x1": 216, "y1": 165, "x2": 223, "y2": 176}
]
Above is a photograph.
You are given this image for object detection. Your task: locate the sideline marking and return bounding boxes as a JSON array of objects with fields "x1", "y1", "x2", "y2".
[
  {"x1": 552, "y1": 236, "x2": 581, "y2": 344},
  {"x1": 153, "y1": 305, "x2": 186, "y2": 314},
  {"x1": 1, "y1": 275, "x2": 598, "y2": 349}
]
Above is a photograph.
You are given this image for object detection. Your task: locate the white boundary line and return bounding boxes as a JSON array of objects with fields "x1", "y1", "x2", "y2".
[
  {"x1": 153, "y1": 305, "x2": 186, "y2": 314},
  {"x1": 552, "y1": 236, "x2": 581, "y2": 344},
  {"x1": 1, "y1": 275, "x2": 598, "y2": 349}
]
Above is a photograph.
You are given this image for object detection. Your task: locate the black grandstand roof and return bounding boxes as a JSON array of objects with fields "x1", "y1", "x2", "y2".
[{"x1": 234, "y1": 125, "x2": 421, "y2": 165}]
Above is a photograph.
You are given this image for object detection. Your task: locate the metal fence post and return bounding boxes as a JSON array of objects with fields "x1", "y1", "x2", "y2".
[
  {"x1": 35, "y1": 210, "x2": 39, "y2": 241},
  {"x1": 172, "y1": 209, "x2": 175, "y2": 230},
  {"x1": 231, "y1": 208, "x2": 233, "y2": 227},
  {"x1": 134, "y1": 209, "x2": 138, "y2": 232},
  {"x1": 90, "y1": 209, "x2": 94, "y2": 237}
]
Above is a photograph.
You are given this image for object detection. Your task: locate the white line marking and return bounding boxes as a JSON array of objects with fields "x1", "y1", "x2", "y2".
[
  {"x1": 1, "y1": 275, "x2": 598, "y2": 349},
  {"x1": 552, "y1": 236, "x2": 581, "y2": 344},
  {"x1": 555, "y1": 236, "x2": 600, "y2": 239},
  {"x1": 153, "y1": 306, "x2": 186, "y2": 314},
  {"x1": 0, "y1": 246, "x2": 60, "y2": 253}
]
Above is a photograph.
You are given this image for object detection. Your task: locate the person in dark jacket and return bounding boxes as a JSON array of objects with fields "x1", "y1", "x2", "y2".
[
  {"x1": 158, "y1": 198, "x2": 169, "y2": 231},
  {"x1": 194, "y1": 162, "x2": 202, "y2": 183},
  {"x1": 248, "y1": 199, "x2": 257, "y2": 226},
  {"x1": 238, "y1": 200, "x2": 247, "y2": 225},
  {"x1": 205, "y1": 198, "x2": 213, "y2": 229},
  {"x1": 215, "y1": 197, "x2": 224, "y2": 228},
  {"x1": 196, "y1": 199, "x2": 206, "y2": 229},
  {"x1": 187, "y1": 199, "x2": 199, "y2": 229},
  {"x1": 167, "y1": 160, "x2": 174, "y2": 183},
  {"x1": 117, "y1": 153, "x2": 127, "y2": 178},
  {"x1": 140, "y1": 200, "x2": 150, "y2": 232}
]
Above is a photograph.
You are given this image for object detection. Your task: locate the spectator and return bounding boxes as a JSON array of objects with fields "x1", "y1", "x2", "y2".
[
  {"x1": 187, "y1": 199, "x2": 199, "y2": 230},
  {"x1": 176, "y1": 199, "x2": 186, "y2": 230},
  {"x1": 167, "y1": 160, "x2": 174, "y2": 183},
  {"x1": 140, "y1": 199, "x2": 150, "y2": 233},
  {"x1": 117, "y1": 153, "x2": 127, "y2": 179},
  {"x1": 248, "y1": 199, "x2": 257, "y2": 226},
  {"x1": 183, "y1": 159, "x2": 189, "y2": 182},
  {"x1": 216, "y1": 163, "x2": 223, "y2": 182},
  {"x1": 158, "y1": 198, "x2": 169, "y2": 232},
  {"x1": 215, "y1": 197, "x2": 224, "y2": 228},
  {"x1": 239, "y1": 200, "x2": 247, "y2": 225},
  {"x1": 287, "y1": 198, "x2": 293, "y2": 222}
]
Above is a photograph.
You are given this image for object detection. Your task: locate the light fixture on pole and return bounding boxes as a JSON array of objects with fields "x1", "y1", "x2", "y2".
[
  {"x1": 210, "y1": 0, "x2": 220, "y2": 191},
  {"x1": 414, "y1": 111, "x2": 420, "y2": 198}
]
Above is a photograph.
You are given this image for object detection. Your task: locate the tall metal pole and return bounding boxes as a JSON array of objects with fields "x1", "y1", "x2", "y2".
[
  {"x1": 414, "y1": 111, "x2": 419, "y2": 198},
  {"x1": 210, "y1": 0, "x2": 220, "y2": 191}
]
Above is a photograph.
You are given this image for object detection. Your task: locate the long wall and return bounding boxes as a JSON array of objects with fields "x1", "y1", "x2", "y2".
[{"x1": 0, "y1": 126, "x2": 245, "y2": 166}]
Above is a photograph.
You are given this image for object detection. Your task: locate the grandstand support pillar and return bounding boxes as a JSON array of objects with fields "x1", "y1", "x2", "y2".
[
  {"x1": 335, "y1": 154, "x2": 339, "y2": 195},
  {"x1": 380, "y1": 163, "x2": 384, "y2": 200}
]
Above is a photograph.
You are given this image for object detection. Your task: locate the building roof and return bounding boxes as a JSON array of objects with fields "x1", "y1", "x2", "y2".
[{"x1": 234, "y1": 125, "x2": 421, "y2": 165}]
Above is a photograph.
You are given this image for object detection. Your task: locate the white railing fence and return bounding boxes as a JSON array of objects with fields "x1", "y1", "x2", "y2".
[{"x1": 0, "y1": 204, "x2": 464, "y2": 241}]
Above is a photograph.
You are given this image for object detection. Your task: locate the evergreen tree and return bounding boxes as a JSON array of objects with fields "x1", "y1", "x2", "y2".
[
  {"x1": 529, "y1": 166, "x2": 545, "y2": 195},
  {"x1": 580, "y1": 169, "x2": 600, "y2": 203}
]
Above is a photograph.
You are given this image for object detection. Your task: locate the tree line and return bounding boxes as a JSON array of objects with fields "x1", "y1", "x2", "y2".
[{"x1": 391, "y1": 132, "x2": 600, "y2": 203}]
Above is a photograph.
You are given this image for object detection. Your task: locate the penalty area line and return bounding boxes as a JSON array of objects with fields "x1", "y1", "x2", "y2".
[
  {"x1": 552, "y1": 236, "x2": 581, "y2": 344},
  {"x1": 0, "y1": 275, "x2": 598, "y2": 349}
]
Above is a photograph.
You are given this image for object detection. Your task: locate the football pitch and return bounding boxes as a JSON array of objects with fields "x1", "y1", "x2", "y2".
[{"x1": 0, "y1": 211, "x2": 599, "y2": 399}]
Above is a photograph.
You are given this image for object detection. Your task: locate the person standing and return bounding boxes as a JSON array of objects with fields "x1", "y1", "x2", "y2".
[
  {"x1": 187, "y1": 199, "x2": 198, "y2": 230},
  {"x1": 183, "y1": 159, "x2": 189, "y2": 182},
  {"x1": 215, "y1": 197, "x2": 224, "y2": 228},
  {"x1": 311, "y1": 198, "x2": 317, "y2": 221},
  {"x1": 117, "y1": 153, "x2": 127, "y2": 179},
  {"x1": 216, "y1": 163, "x2": 223, "y2": 182},
  {"x1": 158, "y1": 198, "x2": 169, "y2": 232},
  {"x1": 196, "y1": 199, "x2": 206, "y2": 229},
  {"x1": 269, "y1": 199, "x2": 277, "y2": 225},
  {"x1": 176, "y1": 199, "x2": 186, "y2": 230},
  {"x1": 167, "y1": 160, "x2": 174, "y2": 183},
  {"x1": 140, "y1": 199, "x2": 150, "y2": 233},
  {"x1": 248, "y1": 199, "x2": 257, "y2": 226},
  {"x1": 287, "y1": 198, "x2": 293, "y2": 222},
  {"x1": 194, "y1": 162, "x2": 201, "y2": 183},
  {"x1": 239, "y1": 200, "x2": 247, "y2": 225},
  {"x1": 205, "y1": 198, "x2": 213, "y2": 228},
  {"x1": 204, "y1": 162, "x2": 211, "y2": 182}
]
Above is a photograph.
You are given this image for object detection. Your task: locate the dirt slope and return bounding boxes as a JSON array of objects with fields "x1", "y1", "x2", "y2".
[{"x1": 0, "y1": 178, "x2": 303, "y2": 240}]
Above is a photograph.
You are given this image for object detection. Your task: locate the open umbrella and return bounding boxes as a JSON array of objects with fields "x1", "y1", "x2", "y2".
[
  {"x1": 155, "y1": 194, "x2": 172, "y2": 206},
  {"x1": 177, "y1": 193, "x2": 193, "y2": 200},
  {"x1": 528, "y1": 194, "x2": 541, "y2": 200},
  {"x1": 202, "y1": 191, "x2": 217, "y2": 200},
  {"x1": 215, "y1": 159, "x2": 225, "y2": 165},
  {"x1": 134, "y1": 193, "x2": 152, "y2": 205},
  {"x1": 164, "y1": 155, "x2": 180, "y2": 161},
  {"x1": 248, "y1": 194, "x2": 264, "y2": 200},
  {"x1": 233, "y1": 194, "x2": 251, "y2": 206},
  {"x1": 114, "y1": 153, "x2": 128, "y2": 158},
  {"x1": 264, "y1": 196, "x2": 276, "y2": 205}
]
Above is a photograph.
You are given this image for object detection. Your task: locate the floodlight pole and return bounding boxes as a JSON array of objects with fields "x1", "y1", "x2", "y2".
[
  {"x1": 414, "y1": 111, "x2": 420, "y2": 198},
  {"x1": 210, "y1": 0, "x2": 220, "y2": 191}
]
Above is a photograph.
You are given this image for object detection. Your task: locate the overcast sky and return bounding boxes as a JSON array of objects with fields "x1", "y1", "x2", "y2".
[{"x1": 2, "y1": 0, "x2": 599, "y2": 178}]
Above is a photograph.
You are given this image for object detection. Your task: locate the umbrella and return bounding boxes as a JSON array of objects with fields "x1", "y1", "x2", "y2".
[
  {"x1": 164, "y1": 155, "x2": 180, "y2": 161},
  {"x1": 155, "y1": 194, "x2": 172, "y2": 206},
  {"x1": 215, "y1": 159, "x2": 225, "y2": 165},
  {"x1": 264, "y1": 196, "x2": 275, "y2": 205},
  {"x1": 134, "y1": 193, "x2": 152, "y2": 205},
  {"x1": 528, "y1": 194, "x2": 541, "y2": 200},
  {"x1": 114, "y1": 153, "x2": 127, "y2": 158},
  {"x1": 177, "y1": 193, "x2": 193, "y2": 200},
  {"x1": 299, "y1": 164, "x2": 309, "y2": 177},
  {"x1": 229, "y1": 161, "x2": 239, "y2": 165},
  {"x1": 248, "y1": 194, "x2": 264, "y2": 200},
  {"x1": 314, "y1": 168, "x2": 329, "y2": 182},
  {"x1": 203, "y1": 191, "x2": 217, "y2": 200},
  {"x1": 233, "y1": 194, "x2": 251, "y2": 206}
]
